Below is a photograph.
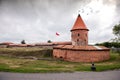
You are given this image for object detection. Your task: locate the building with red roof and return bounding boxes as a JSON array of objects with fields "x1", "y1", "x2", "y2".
[
  {"x1": 53, "y1": 14, "x2": 110, "y2": 62},
  {"x1": 71, "y1": 14, "x2": 89, "y2": 46}
]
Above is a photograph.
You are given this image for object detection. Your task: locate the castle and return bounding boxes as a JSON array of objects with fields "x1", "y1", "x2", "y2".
[{"x1": 53, "y1": 14, "x2": 110, "y2": 62}]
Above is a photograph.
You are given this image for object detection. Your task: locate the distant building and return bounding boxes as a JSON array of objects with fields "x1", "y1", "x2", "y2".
[
  {"x1": 53, "y1": 14, "x2": 110, "y2": 62},
  {"x1": 0, "y1": 41, "x2": 72, "y2": 48}
]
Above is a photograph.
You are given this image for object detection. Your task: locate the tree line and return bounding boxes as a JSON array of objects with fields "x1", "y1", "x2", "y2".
[{"x1": 95, "y1": 42, "x2": 120, "y2": 48}]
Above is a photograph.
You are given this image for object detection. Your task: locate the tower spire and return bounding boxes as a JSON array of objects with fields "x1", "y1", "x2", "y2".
[
  {"x1": 71, "y1": 14, "x2": 89, "y2": 31},
  {"x1": 71, "y1": 14, "x2": 89, "y2": 46}
]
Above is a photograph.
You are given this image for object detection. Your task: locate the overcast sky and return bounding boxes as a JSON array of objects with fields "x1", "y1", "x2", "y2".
[{"x1": 0, "y1": 0, "x2": 120, "y2": 44}]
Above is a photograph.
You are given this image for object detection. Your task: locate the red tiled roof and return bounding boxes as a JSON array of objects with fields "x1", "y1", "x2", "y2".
[
  {"x1": 54, "y1": 45, "x2": 110, "y2": 51},
  {"x1": 27, "y1": 44, "x2": 35, "y2": 47},
  {"x1": 71, "y1": 14, "x2": 89, "y2": 31},
  {"x1": 8, "y1": 44, "x2": 28, "y2": 47},
  {"x1": 8, "y1": 44, "x2": 18, "y2": 46},
  {"x1": 35, "y1": 41, "x2": 72, "y2": 46},
  {"x1": 52, "y1": 41, "x2": 72, "y2": 45},
  {"x1": 35, "y1": 43, "x2": 53, "y2": 46},
  {"x1": 0, "y1": 42, "x2": 14, "y2": 45},
  {"x1": 17, "y1": 44, "x2": 28, "y2": 47}
]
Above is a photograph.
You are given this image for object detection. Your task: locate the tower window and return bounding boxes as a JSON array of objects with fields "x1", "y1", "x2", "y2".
[{"x1": 78, "y1": 33, "x2": 80, "y2": 36}]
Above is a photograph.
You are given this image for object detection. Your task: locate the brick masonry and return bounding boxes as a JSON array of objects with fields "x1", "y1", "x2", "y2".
[
  {"x1": 71, "y1": 29, "x2": 88, "y2": 46},
  {"x1": 53, "y1": 48, "x2": 110, "y2": 62}
]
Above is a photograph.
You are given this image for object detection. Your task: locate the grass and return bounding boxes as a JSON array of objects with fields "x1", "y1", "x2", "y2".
[
  {"x1": 0, "y1": 56, "x2": 74, "y2": 73},
  {"x1": 0, "y1": 47, "x2": 53, "y2": 58},
  {"x1": 0, "y1": 48, "x2": 120, "y2": 73}
]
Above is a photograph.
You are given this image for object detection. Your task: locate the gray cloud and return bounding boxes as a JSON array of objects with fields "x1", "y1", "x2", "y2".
[
  {"x1": 0, "y1": 0, "x2": 119, "y2": 44},
  {"x1": 102, "y1": 0, "x2": 120, "y2": 22}
]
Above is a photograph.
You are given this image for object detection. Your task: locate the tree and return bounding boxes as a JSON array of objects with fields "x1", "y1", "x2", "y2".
[
  {"x1": 95, "y1": 42, "x2": 120, "y2": 48},
  {"x1": 47, "y1": 40, "x2": 52, "y2": 43},
  {"x1": 113, "y1": 24, "x2": 120, "y2": 42},
  {"x1": 21, "y1": 40, "x2": 26, "y2": 44}
]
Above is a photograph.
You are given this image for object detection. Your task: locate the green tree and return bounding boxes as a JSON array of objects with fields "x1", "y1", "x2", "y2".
[
  {"x1": 47, "y1": 40, "x2": 52, "y2": 43},
  {"x1": 95, "y1": 42, "x2": 120, "y2": 48},
  {"x1": 113, "y1": 24, "x2": 120, "y2": 42},
  {"x1": 21, "y1": 40, "x2": 26, "y2": 44}
]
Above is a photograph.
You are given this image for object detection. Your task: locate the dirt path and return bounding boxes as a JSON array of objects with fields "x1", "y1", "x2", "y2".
[{"x1": 0, "y1": 70, "x2": 120, "y2": 80}]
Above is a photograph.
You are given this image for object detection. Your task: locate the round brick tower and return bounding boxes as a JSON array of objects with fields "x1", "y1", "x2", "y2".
[
  {"x1": 53, "y1": 14, "x2": 110, "y2": 62},
  {"x1": 71, "y1": 14, "x2": 89, "y2": 46}
]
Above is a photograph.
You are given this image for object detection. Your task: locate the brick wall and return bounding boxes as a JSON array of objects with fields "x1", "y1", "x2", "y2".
[
  {"x1": 71, "y1": 29, "x2": 88, "y2": 46},
  {"x1": 53, "y1": 48, "x2": 110, "y2": 62}
]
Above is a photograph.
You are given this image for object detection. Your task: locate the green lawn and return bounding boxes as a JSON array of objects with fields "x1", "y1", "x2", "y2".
[{"x1": 0, "y1": 48, "x2": 120, "y2": 73}]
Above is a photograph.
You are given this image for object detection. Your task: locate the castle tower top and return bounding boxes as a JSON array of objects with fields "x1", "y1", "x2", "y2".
[
  {"x1": 71, "y1": 14, "x2": 89, "y2": 46},
  {"x1": 71, "y1": 14, "x2": 89, "y2": 31}
]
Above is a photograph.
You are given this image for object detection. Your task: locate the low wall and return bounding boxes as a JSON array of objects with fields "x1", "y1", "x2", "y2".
[{"x1": 53, "y1": 49, "x2": 110, "y2": 62}]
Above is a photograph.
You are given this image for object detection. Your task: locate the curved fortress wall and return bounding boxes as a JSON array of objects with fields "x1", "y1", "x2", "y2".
[
  {"x1": 53, "y1": 14, "x2": 110, "y2": 62},
  {"x1": 53, "y1": 45, "x2": 110, "y2": 62}
]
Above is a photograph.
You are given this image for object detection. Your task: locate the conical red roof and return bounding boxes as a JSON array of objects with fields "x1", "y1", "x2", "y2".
[{"x1": 71, "y1": 14, "x2": 89, "y2": 31}]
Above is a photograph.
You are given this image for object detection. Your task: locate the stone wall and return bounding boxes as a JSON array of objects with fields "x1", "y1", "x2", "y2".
[{"x1": 53, "y1": 49, "x2": 110, "y2": 62}]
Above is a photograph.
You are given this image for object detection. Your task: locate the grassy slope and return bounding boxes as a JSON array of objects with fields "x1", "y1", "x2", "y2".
[
  {"x1": 0, "y1": 48, "x2": 120, "y2": 73},
  {"x1": 0, "y1": 47, "x2": 53, "y2": 58}
]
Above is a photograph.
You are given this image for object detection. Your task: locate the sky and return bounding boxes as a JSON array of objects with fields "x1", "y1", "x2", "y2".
[{"x1": 0, "y1": 0, "x2": 120, "y2": 44}]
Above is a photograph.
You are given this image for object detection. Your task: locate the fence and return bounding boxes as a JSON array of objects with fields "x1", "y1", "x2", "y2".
[{"x1": 111, "y1": 48, "x2": 120, "y2": 53}]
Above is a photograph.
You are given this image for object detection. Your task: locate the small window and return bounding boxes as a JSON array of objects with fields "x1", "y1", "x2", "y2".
[
  {"x1": 60, "y1": 56, "x2": 63, "y2": 59},
  {"x1": 78, "y1": 33, "x2": 80, "y2": 36},
  {"x1": 77, "y1": 39, "x2": 79, "y2": 41}
]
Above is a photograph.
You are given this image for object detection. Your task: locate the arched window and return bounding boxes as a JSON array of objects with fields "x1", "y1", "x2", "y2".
[{"x1": 78, "y1": 33, "x2": 80, "y2": 36}]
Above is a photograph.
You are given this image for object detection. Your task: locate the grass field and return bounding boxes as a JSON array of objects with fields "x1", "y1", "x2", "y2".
[{"x1": 0, "y1": 48, "x2": 120, "y2": 73}]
